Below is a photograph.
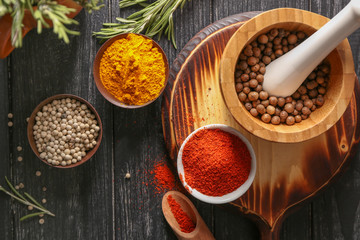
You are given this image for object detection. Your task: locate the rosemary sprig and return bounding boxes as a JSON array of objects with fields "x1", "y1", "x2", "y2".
[
  {"x1": 93, "y1": 0, "x2": 190, "y2": 48},
  {"x1": 0, "y1": 177, "x2": 55, "y2": 221},
  {"x1": 0, "y1": 0, "x2": 104, "y2": 48}
]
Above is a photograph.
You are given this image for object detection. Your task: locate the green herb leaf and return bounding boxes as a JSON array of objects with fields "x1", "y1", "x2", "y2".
[{"x1": 20, "y1": 211, "x2": 46, "y2": 221}]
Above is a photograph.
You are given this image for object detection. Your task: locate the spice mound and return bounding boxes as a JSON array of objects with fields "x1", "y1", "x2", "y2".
[
  {"x1": 32, "y1": 98, "x2": 100, "y2": 166},
  {"x1": 99, "y1": 33, "x2": 166, "y2": 105},
  {"x1": 181, "y1": 128, "x2": 251, "y2": 196},
  {"x1": 235, "y1": 28, "x2": 330, "y2": 125},
  {"x1": 167, "y1": 195, "x2": 196, "y2": 233}
]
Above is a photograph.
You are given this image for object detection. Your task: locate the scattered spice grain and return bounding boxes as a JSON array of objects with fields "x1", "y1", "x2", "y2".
[
  {"x1": 42, "y1": 198, "x2": 47, "y2": 204},
  {"x1": 8, "y1": 121, "x2": 13, "y2": 127},
  {"x1": 17, "y1": 146, "x2": 22, "y2": 152},
  {"x1": 167, "y1": 195, "x2": 196, "y2": 233},
  {"x1": 7, "y1": 113, "x2": 13, "y2": 118},
  {"x1": 35, "y1": 171, "x2": 41, "y2": 177},
  {"x1": 28, "y1": 206, "x2": 33, "y2": 211},
  {"x1": 17, "y1": 156, "x2": 23, "y2": 162},
  {"x1": 39, "y1": 219, "x2": 45, "y2": 224},
  {"x1": 125, "y1": 173, "x2": 131, "y2": 179}
]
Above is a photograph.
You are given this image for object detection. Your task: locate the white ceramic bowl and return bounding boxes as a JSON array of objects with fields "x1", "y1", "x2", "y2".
[{"x1": 177, "y1": 124, "x2": 256, "y2": 204}]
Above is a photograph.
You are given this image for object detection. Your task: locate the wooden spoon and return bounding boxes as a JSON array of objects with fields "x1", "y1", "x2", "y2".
[{"x1": 162, "y1": 191, "x2": 215, "y2": 240}]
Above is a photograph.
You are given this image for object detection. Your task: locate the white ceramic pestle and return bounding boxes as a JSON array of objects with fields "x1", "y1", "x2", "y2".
[{"x1": 262, "y1": 0, "x2": 360, "y2": 97}]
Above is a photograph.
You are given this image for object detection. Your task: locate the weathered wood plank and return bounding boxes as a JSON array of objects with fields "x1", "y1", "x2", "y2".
[
  {"x1": 7, "y1": 5, "x2": 114, "y2": 240},
  {"x1": 0, "y1": 59, "x2": 13, "y2": 240},
  {"x1": 110, "y1": 1, "x2": 214, "y2": 239}
]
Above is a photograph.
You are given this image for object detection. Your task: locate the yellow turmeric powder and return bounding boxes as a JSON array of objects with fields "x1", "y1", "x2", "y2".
[{"x1": 99, "y1": 33, "x2": 166, "y2": 105}]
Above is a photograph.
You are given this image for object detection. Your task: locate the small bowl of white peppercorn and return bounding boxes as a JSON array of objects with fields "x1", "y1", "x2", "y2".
[{"x1": 27, "y1": 94, "x2": 103, "y2": 168}]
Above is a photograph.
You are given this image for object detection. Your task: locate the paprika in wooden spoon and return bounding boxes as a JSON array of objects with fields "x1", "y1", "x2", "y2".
[{"x1": 162, "y1": 191, "x2": 215, "y2": 240}]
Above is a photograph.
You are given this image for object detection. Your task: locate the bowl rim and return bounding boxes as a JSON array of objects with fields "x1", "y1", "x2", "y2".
[
  {"x1": 27, "y1": 94, "x2": 103, "y2": 168},
  {"x1": 219, "y1": 8, "x2": 355, "y2": 143},
  {"x1": 177, "y1": 124, "x2": 256, "y2": 204},
  {"x1": 92, "y1": 33, "x2": 169, "y2": 109}
]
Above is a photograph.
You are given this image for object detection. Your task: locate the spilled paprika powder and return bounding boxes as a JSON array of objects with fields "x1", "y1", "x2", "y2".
[
  {"x1": 181, "y1": 128, "x2": 251, "y2": 196},
  {"x1": 167, "y1": 195, "x2": 196, "y2": 233}
]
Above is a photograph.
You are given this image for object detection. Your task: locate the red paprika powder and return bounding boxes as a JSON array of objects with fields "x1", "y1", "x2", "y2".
[
  {"x1": 167, "y1": 195, "x2": 196, "y2": 233},
  {"x1": 181, "y1": 128, "x2": 251, "y2": 196}
]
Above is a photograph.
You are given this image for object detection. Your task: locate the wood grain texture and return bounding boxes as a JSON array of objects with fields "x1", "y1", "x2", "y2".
[
  {"x1": 0, "y1": 59, "x2": 13, "y2": 240},
  {"x1": 7, "y1": 6, "x2": 114, "y2": 240},
  {"x1": 161, "y1": 10, "x2": 360, "y2": 239}
]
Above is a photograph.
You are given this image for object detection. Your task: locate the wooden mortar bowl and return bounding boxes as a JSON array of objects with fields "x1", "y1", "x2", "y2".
[
  {"x1": 220, "y1": 8, "x2": 355, "y2": 143},
  {"x1": 27, "y1": 94, "x2": 103, "y2": 168}
]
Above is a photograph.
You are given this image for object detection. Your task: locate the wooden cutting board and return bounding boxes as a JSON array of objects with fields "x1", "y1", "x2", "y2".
[{"x1": 161, "y1": 12, "x2": 360, "y2": 239}]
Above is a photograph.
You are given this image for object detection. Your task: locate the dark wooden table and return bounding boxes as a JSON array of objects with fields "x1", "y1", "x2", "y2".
[{"x1": 1, "y1": 0, "x2": 360, "y2": 239}]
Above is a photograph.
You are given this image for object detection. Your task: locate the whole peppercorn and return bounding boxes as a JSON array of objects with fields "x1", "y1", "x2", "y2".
[
  {"x1": 287, "y1": 34, "x2": 298, "y2": 44},
  {"x1": 248, "y1": 92, "x2": 259, "y2": 101},
  {"x1": 295, "y1": 102, "x2": 303, "y2": 111},
  {"x1": 308, "y1": 72, "x2": 317, "y2": 80},
  {"x1": 238, "y1": 92, "x2": 247, "y2": 102},
  {"x1": 241, "y1": 74, "x2": 250, "y2": 82},
  {"x1": 250, "y1": 108, "x2": 259, "y2": 117},
  {"x1": 270, "y1": 28, "x2": 279, "y2": 37},
  {"x1": 302, "y1": 107, "x2": 311, "y2": 115},
  {"x1": 280, "y1": 110, "x2": 288, "y2": 120},
  {"x1": 261, "y1": 114, "x2": 271, "y2": 123},
  {"x1": 266, "y1": 105, "x2": 276, "y2": 115},
  {"x1": 308, "y1": 89, "x2": 318, "y2": 98},
  {"x1": 255, "y1": 85, "x2": 263, "y2": 92},
  {"x1": 311, "y1": 105, "x2": 317, "y2": 111},
  {"x1": 249, "y1": 72, "x2": 257, "y2": 79},
  {"x1": 243, "y1": 82, "x2": 250, "y2": 87},
  {"x1": 256, "y1": 74, "x2": 264, "y2": 82},
  {"x1": 252, "y1": 100, "x2": 260, "y2": 108},
  {"x1": 243, "y1": 87, "x2": 251, "y2": 94},
  {"x1": 253, "y1": 47, "x2": 261, "y2": 57},
  {"x1": 263, "y1": 47, "x2": 272, "y2": 56},
  {"x1": 271, "y1": 116, "x2": 281, "y2": 125},
  {"x1": 304, "y1": 99, "x2": 314, "y2": 109},
  {"x1": 261, "y1": 100, "x2": 270, "y2": 107},
  {"x1": 238, "y1": 61, "x2": 248, "y2": 70},
  {"x1": 316, "y1": 76, "x2": 325, "y2": 84},
  {"x1": 292, "y1": 91, "x2": 301, "y2": 99},
  {"x1": 285, "y1": 96, "x2": 293, "y2": 103},
  {"x1": 284, "y1": 103, "x2": 295, "y2": 113},
  {"x1": 306, "y1": 81, "x2": 318, "y2": 90},
  {"x1": 251, "y1": 64, "x2": 260, "y2": 72},
  {"x1": 298, "y1": 86, "x2": 307, "y2": 95},
  {"x1": 297, "y1": 31, "x2": 306, "y2": 39},
  {"x1": 275, "y1": 49, "x2": 284, "y2": 57},
  {"x1": 269, "y1": 96, "x2": 278, "y2": 106},
  {"x1": 316, "y1": 95, "x2": 324, "y2": 107},
  {"x1": 235, "y1": 83, "x2": 244, "y2": 92},
  {"x1": 258, "y1": 34, "x2": 269, "y2": 44},
  {"x1": 245, "y1": 102, "x2": 252, "y2": 111},
  {"x1": 277, "y1": 97, "x2": 286, "y2": 107},
  {"x1": 249, "y1": 79, "x2": 258, "y2": 88},
  {"x1": 256, "y1": 104, "x2": 266, "y2": 115},
  {"x1": 244, "y1": 46, "x2": 253, "y2": 56},
  {"x1": 247, "y1": 57, "x2": 257, "y2": 66},
  {"x1": 320, "y1": 64, "x2": 330, "y2": 73},
  {"x1": 318, "y1": 87, "x2": 326, "y2": 95},
  {"x1": 302, "y1": 114, "x2": 309, "y2": 120},
  {"x1": 295, "y1": 115, "x2": 302, "y2": 123},
  {"x1": 275, "y1": 107, "x2": 281, "y2": 116},
  {"x1": 286, "y1": 116, "x2": 295, "y2": 125},
  {"x1": 259, "y1": 91, "x2": 269, "y2": 100},
  {"x1": 262, "y1": 56, "x2": 271, "y2": 65}
]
